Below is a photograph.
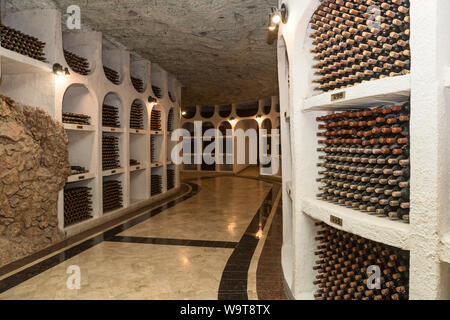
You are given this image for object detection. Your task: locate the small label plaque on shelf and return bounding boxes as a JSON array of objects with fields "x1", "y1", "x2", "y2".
[
  {"x1": 77, "y1": 125, "x2": 83, "y2": 130},
  {"x1": 331, "y1": 91, "x2": 346, "y2": 102},
  {"x1": 330, "y1": 215, "x2": 343, "y2": 226},
  {"x1": 78, "y1": 176, "x2": 85, "y2": 180}
]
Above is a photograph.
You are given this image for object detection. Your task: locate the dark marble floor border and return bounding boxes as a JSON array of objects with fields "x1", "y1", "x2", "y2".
[
  {"x1": 218, "y1": 183, "x2": 281, "y2": 300},
  {"x1": 0, "y1": 183, "x2": 201, "y2": 294},
  {"x1": 107, "y1": 236, "x2": 238, "y2": 249}
]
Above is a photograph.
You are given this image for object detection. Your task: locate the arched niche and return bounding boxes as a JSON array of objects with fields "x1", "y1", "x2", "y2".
[
  {"x1": 130, "y1": 56, "x2": 148, "y2": 93},
  {"x1": 102, "y1": 92, "x2": 124, "y2": 128},
  {"x1": 102, "y1": 40, "x2": 124, "y2": 85},
  {"x1": 262, "y1": 119, "x2": 272, "y2": 134},
  {"x1": 219, "y1": 104, "x2": 232, "y2": 118},
  {"x1": 167, "y1": 107, "x2": 178, "y2": 132},
  {"x1": 150, "y1": 104, "x2": 164, "y2": 132},
  {"x1": 63, "y1": 32, "x2": 96, "y2": 76},
  {"x1": 151, "y1": 64, "x2": 165, "y2": 99},
  {"x1": 130, "y1": 99, "x2": 147, "y2": 131},
  {"x1": 236, "y1": 101, "x2": 259, "y2": 118},
  {"x1": 182, "y1": 106, "x2": 196, "y2": 119},
  {"x1": 200, "y1": 105, "x2": 215, "y2": 119},
  {"x1": 218, "y1": 121, "x2": 232, "y2": 136},
  {"x1": 62, "y1": 83, "x2": 98, "y2": 125}
]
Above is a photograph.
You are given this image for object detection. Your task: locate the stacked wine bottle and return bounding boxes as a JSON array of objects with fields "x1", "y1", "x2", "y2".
[
  {"x1": 102, "y1": 135, "x2": 121, "y2": 170},
  {"x1": 152, "y1": 86, "x2": 163, "y2": 99},
  {"x1": 316, "y1": 102, "x2": 410, "y2": 223},
  {"x1": 310, "y1": 0, "x2": 410, "y2": 92},
  {"x1": 151, "y1": 174, "x2": 162, "y2": 196},
  {"x1": 62, "y1": 112, "x2": 91, "y2": 125},
  {"x1": 167, "y1": 168, "x2": 175, "y2": 190},
  {"x1": 131, "y1": 76, "x2": 144, "y2": 93},
  {"x1": 130, "y1": 101, "x2": 144, "y2": 130},
  {"x1": 0, "y1": 24, "x2": 46, "y2": 61},
  {"x1": 64, "y1": 187, "x2": 93, "y2": 227},
  {"x1": 151, "y1": 109, "x2": 162, "y2": 131},
  {"x1": 103, "y1": 180, "x2": 123, "y2": 212},
  {"x1": 130, "y1": 159, "x2": 140, "y2": 166},
  {"x1": 70, "y1": 166, "x2": 88, "y2": 175},
  {"x1": 167, "y1": 108, "x2": 175, "y2": 132},
  {"x1": 103, "y1": 104, "x2": 120, "y2": 128},
  {"x1": 63, "y1": 49, "x2": 90, "y2": 75},
  {"x1": 104, "y1": 65, "x2": 121, "y2": 85},
  {"x1": 314, "y1": 222, "x2": 409, "y2": 300},
  {"x1": 151, "y1": 136, "x2": 158, "y2": 163}
]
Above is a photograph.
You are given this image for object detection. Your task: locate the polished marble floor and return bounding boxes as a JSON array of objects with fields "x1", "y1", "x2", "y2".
[{"x1": 0, "y1": 176, "x2": 282, "y2": 300}]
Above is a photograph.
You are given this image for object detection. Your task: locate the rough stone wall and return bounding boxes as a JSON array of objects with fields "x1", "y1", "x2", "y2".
[{"x1": 0, "y1": 95, "x2": 70, "y2": 267}]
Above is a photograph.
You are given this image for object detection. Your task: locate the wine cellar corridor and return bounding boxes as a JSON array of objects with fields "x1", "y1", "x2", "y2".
[{"x1": 1, "y1": 0, "x2": 450, "y2": 303}]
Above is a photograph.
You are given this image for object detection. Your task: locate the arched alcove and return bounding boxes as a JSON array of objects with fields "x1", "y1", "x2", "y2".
[
  {"x1": 102, "y1": 40, "x2": 124, "y2": 85},
  {"x1": 63, "y1": 32, "x2": 95, "y2": 76},
  {"x1": 151, "y1": 64, "x2": 165, "y2": 99},
  {"x1": 167, "y1": 107, "x2": 177, "y2": 132},
  {"x1": 200, "y1": 105, "x2": 215, "y2": 119},
  {"x1": 130, "y1": 56, "x2": 148, "y2": 93},
  {"x1": 181, "y1": 106, "x2": 196, "y2": 119},
  {"x1": 102, "y1": 92, "x2": 123, "y2": 128},
  {"x1": 262, "y1": 118, "x2": 272, "y2": 134},
  {"x1": 236, "y1": 101, "x2": 259, "y2": 118},
  {"x1": 219, "y1": 104, "x2": 232, "y2": 118},
  {"x1": 129, "y1": 99, "x2": 147, "y2": 131}
]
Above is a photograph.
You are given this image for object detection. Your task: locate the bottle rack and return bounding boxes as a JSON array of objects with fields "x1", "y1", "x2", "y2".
[
  {"x1": 151, "y1": 63, "x2": 166, "y2": 99},
  {"x1": 151, "y1": 167, "x2": 164, "y2": 196},
  {"x1": 180, "y1": 97, "x2": 281, "y2": 174},
  {"x1": 64, "y1": 185, "x2": 93, "y2": 227},
  {"x1": 0, "y1": 24, "x2": 46, "y2": 62},
  {"x1": 277, "y1": 0, "x2": 450, "y2": 299},
  {"x1": 167, "y1": 166, "x2": 176, "y2": 190},
  {"x1": 0, "y1": 8, "x2": 182, "y2": 238},
  {"x1": 130, "y1": 55, "x2": 148, "y2": 93},
  {"x1": 102, "y1": 177, "x2": 123, "y2": 214}
]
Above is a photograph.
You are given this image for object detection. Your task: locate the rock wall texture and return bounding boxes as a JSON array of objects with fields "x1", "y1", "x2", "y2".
[
  {"x1": 4, "y1": 0, "x2": 278, "y2": 106},
  {"x1": 0, "y1": 95, "x2": 70, "y2": 268}
]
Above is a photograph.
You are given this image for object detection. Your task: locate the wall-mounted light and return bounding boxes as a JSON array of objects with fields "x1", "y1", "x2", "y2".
[
  {"x1": 53, "y1": 63, "x2": 70, "y2": 77},
  {"x1": 181, "y1": 111, "x2": 187, "y2": 116},
  {"x1": 268, "y1": 4, "x2": 288, "y2": 32},
  {"x1": 148, "y1": 96, "x2": 157, "y2": 104},
  {"x1": 229, "y1": 117, "x2": 237, "y2": 126}
]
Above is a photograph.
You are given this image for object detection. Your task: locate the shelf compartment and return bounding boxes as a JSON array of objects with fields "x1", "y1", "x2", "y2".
[
  {"x1": 62, "y1": 84, "x2": 97, "y2": 127},
  {"x1": 167, "y1": 165, "x2": 176, "y2": 191},
  {"x1": 64, "y1": 183, "x2": 93, "y2": 228},
  {"x1": 67, "y1": 130, "x2": 96, "y2": 177},
  {"x1": 130, "y1": 169, "x2": 149, "y2": 204},
  {"x1": 130, "y1": 132, "x2": 148, "y2": 169},
  {"x1": 302, "y1": 197, "x2": 410, "y2": 250},
  {"x1": 102, "y1": 132, "x2": 124, "y2": 172},
  {"x1": 130, "y1": 99, "x2": 147, "y2": 131},
  {"x1": 151, "y1": 134, "x2": 164, "y2": 164},
  {"x1": 151, "y1": 166, "x2": 164, "y2": 196},
  {"x1": 102, "y1": 92, "x2": 124, "y2": 129},
  {"x1": 103, "y1": 175, "x2": 124, "y2": 214},
  {"x1": 304, "y1": 75, "x2": 411, "y2": 111},
  {"x1": 0, "y1": 46, "x2": 51, "y2": 75}
]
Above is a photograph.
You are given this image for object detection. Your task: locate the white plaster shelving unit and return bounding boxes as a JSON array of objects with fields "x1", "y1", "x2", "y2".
[
  {"x1": 0, "y1": 8, "x2": 183, "y2": 237},
  {"x1": 180, "y1": 96, "x2": 281, "y2": 175},
  {"x1": 277, "y1": 0, "x2": 450, "y2": 300}
]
